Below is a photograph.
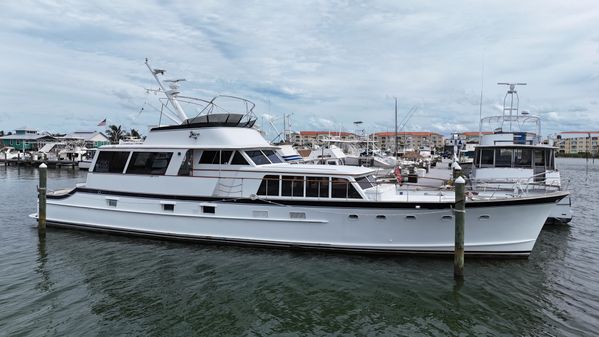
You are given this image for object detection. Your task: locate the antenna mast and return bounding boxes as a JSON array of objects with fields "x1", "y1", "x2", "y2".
[{"x1": 497, "y1": 82, "x2": 527, "y2": 132}]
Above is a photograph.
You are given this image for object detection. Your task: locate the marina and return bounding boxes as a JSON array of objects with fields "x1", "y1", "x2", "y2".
[
  {"x1": 2, "y1": 1, "x2": 598, "y2": 335},
  {"x1": 0, "y1": 158, "x2": 597, "y2": 335}
]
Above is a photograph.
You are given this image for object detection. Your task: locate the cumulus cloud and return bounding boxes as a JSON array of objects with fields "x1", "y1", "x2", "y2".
[{"x1": 0, "y1": 0, "x2": 598, "y2": 137}]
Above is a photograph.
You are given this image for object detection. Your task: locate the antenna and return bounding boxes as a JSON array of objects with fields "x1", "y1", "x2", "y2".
[{"x1": 497, "y1": 82, "x2": 527, "y2": 132}]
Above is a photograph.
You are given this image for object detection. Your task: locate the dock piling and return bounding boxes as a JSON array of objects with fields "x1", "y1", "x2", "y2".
[
  {"x1": 454, "y1": 176, "x2": 465, "y2": 279},
  {"x1": 452, "y1": 162, "x2": 462, "y2": 180},
  {"x1": 38, "y1": 163, "x2": 47, "y2": 233}
]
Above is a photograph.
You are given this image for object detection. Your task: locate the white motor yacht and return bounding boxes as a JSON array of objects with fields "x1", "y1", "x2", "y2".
[
  {"x1": 31, "y1": 62, "x2": 568, "y2": 256},
  {"x1": 469, "y1": 83, "x2": 572, "y2": 224}
]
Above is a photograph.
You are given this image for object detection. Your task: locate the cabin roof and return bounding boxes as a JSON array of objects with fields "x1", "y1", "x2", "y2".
[{"x1": 476, "y1": 144, "x2": 557, "y2": 149}]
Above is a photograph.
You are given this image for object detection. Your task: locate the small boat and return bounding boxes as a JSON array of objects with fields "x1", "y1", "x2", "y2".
[
  {"x1": 78, "y1": 149, "x2": 97, "y2": 170},
  {"x1": 31, "y1": 62, "x2": 568, "y2": 257},
  {"x1": 1, "y1": 147, "x2": 27, "y2": 160}
]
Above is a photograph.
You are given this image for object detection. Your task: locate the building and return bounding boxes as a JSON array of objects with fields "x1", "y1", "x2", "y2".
[
  {"x1": 371, "y1": 132, "x2": 444, "y2": 152},
  {"x1": 556, "y1": 132, "x2": 599, "y2": 155},
  {"x1": 293, "y1": 131, "x2": 358, "y2": 145},
  {"x1": 62, "y1": 131, "x2": 110, "y2": 148},
  {"x1": 0, "y1": 127, "x2": 55, "y2": 151}
]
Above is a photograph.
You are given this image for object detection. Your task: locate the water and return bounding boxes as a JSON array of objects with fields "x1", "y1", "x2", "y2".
[{"x1": 1, "y1": 159, "x2": 598, "y2": 336}]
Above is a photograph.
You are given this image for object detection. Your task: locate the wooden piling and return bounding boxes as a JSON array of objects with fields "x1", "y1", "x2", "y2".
[
  {"x1": 452, "y1": 162, "x2": 462, "y2": 180},
  {"x1": 454, "y1": 176, "x2": 465, "y2": 279},
  {"x1": 38, "y1": 163, "x2": 47, "y2": 233}
]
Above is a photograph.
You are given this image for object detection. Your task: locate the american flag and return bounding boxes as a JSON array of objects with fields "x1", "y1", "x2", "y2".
[{"x1": 97, "y1": 118, "x2": 107, "y2": 127}]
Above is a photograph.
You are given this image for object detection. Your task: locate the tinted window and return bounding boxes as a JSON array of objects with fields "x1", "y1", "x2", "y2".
[
  {"x1": 178, "y1": 150, "x2": 193, "y2": 176},
  {"x1": 257, "y1": 175, "x2": 280, "y2": 196},
  {"x1": 514, "y1": 148, "x2": 532, "y2": 168},
  {"x1": 480, "y1": 149, "x2": 494, "y2": 166},
  {"x1": 199, "y1": 151, "x2": 219, "y2": 164},
  {"x1": 126, "y1": 152, "x2": 173, "y2": 175},
  {"x1": 331, "y1": 178, "x2": 347, "y2": 198},
  {"x1": 220, "y1": 151, "x2": 233, "y2": 164},
  {"x1": 93, "y1": 151, "x2": 130, "y2": 173},
  {"x1": 495, "y1": 149, "x2": 512, "y2": 168},
  {"x1": 306, "y1": 177, "x2": 329, "y2": 198},
  {"x1": 246, "y1": 150, "x2": 270, "y2": 165},
  {"x1": 262, "y1": 150, "x2": 282, "y2": 163},
  {"x1": 534, "y1": 150, "x2": 545, "y2": 166},
  {"x1": 230, "y1": 151, "x2": 249, "y2": 165},
  {"x1": 281, "y1": 176, "x2": 304, "y2": 197},
  {"x1": 356, "y1": 176, "x2": 374, "y2": 189},
  {"x1": 331, "y1": 178, "x2": 361, "y2": 199}
]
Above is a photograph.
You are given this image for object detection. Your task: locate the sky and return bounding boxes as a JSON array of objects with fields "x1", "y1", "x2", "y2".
[{"x1": 1, "y1": 0, "x2": 598, "y2": 139}]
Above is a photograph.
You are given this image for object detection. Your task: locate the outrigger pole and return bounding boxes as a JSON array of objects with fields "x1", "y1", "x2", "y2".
[{"x1": 145, "y1": 58, "x2": 189, "y2": 125}]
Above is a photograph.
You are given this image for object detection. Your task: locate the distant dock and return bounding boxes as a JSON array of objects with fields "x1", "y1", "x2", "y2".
[{"x1": 1, "y1": 158, "x2": 79, "y2": 168}]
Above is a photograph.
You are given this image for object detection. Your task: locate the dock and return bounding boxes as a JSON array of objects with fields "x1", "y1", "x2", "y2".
[{"x1": 1, "y1": 158, "x2": 79, "y2": 168}]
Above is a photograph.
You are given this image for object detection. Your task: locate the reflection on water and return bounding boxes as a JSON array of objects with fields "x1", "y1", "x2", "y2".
[{"x1": 1, "y1": 159, "x2": 598, "y2": 336}]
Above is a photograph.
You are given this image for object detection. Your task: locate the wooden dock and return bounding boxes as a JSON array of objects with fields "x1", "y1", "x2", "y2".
[{"x1": 1, "y1": 158, "x2": 79, "y2": 168}]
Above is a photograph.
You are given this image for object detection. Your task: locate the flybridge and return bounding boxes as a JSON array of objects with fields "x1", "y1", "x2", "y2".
[{"x1": 145, "y1": 59, "x2": 258, "y2": 129}]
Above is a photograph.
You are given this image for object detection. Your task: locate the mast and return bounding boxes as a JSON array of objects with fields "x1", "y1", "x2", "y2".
[
  {"x1": 145, "y1": 58, "x2": 189, "y2": 124},
  {"x1": 394, "y1": 97, "x2": 398, "y2": 158},
  {"x1": 497, "y1": 82, "x2": 526, "y2": 132}
]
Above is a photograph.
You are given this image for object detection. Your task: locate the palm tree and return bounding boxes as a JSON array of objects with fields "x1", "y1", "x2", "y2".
[
  {"x1": 106, "y1": 125, "x2": 125, "y2": 144},
  {"x1": 129, "y1": 128, "x2": 142, "y2": 139}
]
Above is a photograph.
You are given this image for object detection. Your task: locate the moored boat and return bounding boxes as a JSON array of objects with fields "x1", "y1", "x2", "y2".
[{"x1": 31, "y1": 62, "x2": 569, "y2": 256}]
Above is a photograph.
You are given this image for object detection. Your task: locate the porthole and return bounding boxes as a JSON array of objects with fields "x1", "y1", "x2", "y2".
[
  {"x1": 289, "y1": 212, "x2": 306, "y2": 219},
  {"x1": 202, "y1": 206, "x2": 215, "y2": 214},
  {"x1": 376, "y1": 215, "x2": 386, "y2": 220},
  {"x1": 405, "y1": 215, "x2": 416, "y2": 221},
  {"x1": 349, "y1": 214, "x2": 359, "y2": 220},
  {"x1": 479, "y1": 215, "x2": 490, "y2": 220}
]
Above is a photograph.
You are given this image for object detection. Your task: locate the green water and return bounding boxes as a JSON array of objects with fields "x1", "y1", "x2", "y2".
[{"x1": 1, "y1": 159, "x2": 598, "y2": 336}]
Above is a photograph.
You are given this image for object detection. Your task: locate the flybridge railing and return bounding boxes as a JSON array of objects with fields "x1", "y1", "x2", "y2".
[{"x1": 177, "y1": 95, "x2": 258, "y2": 126}]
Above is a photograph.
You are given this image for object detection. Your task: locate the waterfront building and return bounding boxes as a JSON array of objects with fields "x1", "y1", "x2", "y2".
[
  {"x1": 293, "y1": 131, "x2": 358, "y2": 145},
  {"x1": 371, "y1": 131, "x2": 444, "y2": 152},
  {"x1": 62, "y1": 131, "x2": 110, "y2": 148},
  {"x1": 556, "y1": 132, "x2": 599, "y2": 155},
  {"x1": 0, "y1": 127, "x2": 56, "y2": 151}
]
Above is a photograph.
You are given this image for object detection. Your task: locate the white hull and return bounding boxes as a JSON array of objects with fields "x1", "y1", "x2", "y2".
[
  {"x1": 36, "y1": 189, "x2": 563, "y2": 256},
  {"x1": 78, "y1": 160, "x2": 92, "y2": 170}
]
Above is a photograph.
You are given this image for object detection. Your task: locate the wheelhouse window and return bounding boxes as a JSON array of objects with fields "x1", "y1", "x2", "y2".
[
  {"x1": 198, "y1": 150, "x2": 232, "y2": 164},
  {"x1": 230, "y1": 151, "x2": 249, "y2": 165},
  {"x1": 93, "y1": 151, "x2": 130, "y2": 173},
  {"x1": 257, "y1": 175, "x2": 280, "y2": 196},
  {"x1": 262, "y1": 150, "x2": 283, "y2": 163},
  {"x1": 306, "y1": 177, "x2": 330, "y2": 198},
  {"x1": 479, "y1": 149, "x2": 494, "y2": 167},
  {"x1": 178, "y1": 150, "x2": 193, "y2": 176},
  {"x1": 534, "y1": 149, "x2": 545, "y2": 166},
  {"x1": 246, "y1": 150, "x2": 271, "y2": 165},
  {"x1": 126, "y1": 152, "x2": 173, "y2": 175},
  {"x1": 355, "y1": 175, "x2": 376, "y2": 190},
  {"x1": 281, "y1": 176, "x2": 304, "y2": 197},
  {"x1": 514, "y1": 148, "x2": 532, "y2": 168},
  {"x1": 331, "y1": 178, "x2": 362, "y2": 199},
  {"x1": 494, "y1": 149, "x2": 512, "y2": 168}
]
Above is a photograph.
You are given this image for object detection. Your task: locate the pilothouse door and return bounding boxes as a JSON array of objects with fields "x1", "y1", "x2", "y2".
[{"x1": 533, "y1": 149, "x2": 545, "y2": 182}]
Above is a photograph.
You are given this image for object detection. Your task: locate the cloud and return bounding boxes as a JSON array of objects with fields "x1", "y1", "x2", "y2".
[{"x1": 0, "y1": 0, "x2": 598, "y2": 138}]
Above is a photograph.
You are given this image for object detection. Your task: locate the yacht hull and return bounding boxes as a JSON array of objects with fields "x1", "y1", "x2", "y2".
[{"x1": 35, "y1": 189, "x2": 566, "y2": 257}]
